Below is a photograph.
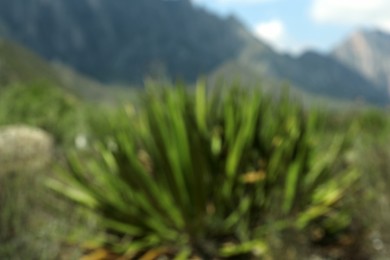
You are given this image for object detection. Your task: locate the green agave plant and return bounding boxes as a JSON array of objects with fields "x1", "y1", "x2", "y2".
[{"x1": 48, "y1": 82, "x2": 359, "y2": 258}]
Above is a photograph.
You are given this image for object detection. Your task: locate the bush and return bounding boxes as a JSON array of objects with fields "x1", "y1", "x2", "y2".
[
  {"x1": 0, "y1": 125, "x2": 53, "y2": 175},
  {"x1": 0, "y1": 84, "x2": 90, "y2": 259},
  {"x1": 49, "y1": 82, "x2": 359, "y2": 258},
  {"x1": 0, "y1": 125, "x2": 79, "y2": 259}
]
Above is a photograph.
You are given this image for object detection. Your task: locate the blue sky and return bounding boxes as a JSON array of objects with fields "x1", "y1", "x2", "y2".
[{"x1": 191, "y1": 0, "x2": 390, "y2": 54}]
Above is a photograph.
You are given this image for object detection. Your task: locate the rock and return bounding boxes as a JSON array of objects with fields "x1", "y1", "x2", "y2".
[{"x1": 0, "y1": 125, "x2": 54, "y2": 175}]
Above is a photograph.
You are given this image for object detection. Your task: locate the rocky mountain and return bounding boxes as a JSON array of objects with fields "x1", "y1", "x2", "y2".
[
  {"x1": 280, "y1": 51, "x2": 386, "y2": 103},
  {"x1": 210, "y1": 33, "x2": 388, "y2": 104},
  {"x1": 332, "y1": 29, "x2": 390, "y2": 96},
  {"x1": 0, "y1": 0, "x2": 388, "y2": 105},
  {"x1": 0, "y1": 0, "x2": 246, "y2": 84}
]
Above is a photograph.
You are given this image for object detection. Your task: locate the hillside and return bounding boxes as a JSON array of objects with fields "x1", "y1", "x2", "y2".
[
  {"x1": 0, "y1": 38, "x2": 64, "y2": 87},
  {"x1": 0, "y1": 38, "x2": 132, "y2": 103},
  {"x1": 332, "y1": 29, "x2": 390, "y2": 96},
  {"x1": 0, "y1": 0, "x2": 246, "y2": 84}
]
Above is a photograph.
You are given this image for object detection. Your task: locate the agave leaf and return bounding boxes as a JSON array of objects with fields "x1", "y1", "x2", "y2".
[
  {"x1": 102, "y1": 218, "x2": 144, "y2": 237},
  {"x1": 116, "y1": 235, "x2": 162, "y2": 257},
  {"x1": 117, "y1": 130, "x2": 185, "y2": 229},
  {"x1": 267, "y1": 146, "x2": 284, "y2": 183},
  {"x1": 195, "y1": 79, "x2": 208, "y2": 135},
  {"x1": 282, "y1": 161, "x2": 301, "y2": 213},
  {"x1": 148, "y1": 95, "x2": 190, "y2": 211},
  {"x1": 211, "y1": 131, "x2": 222, "y2": 159},
  {"x1": 295, "y1": 205, "x2": 330, "y2": 230},
  {"x1": 312, "y1": 169, "x2": 359, "y2": 206},
  {"x1": 224, "y1": 92, "x2": 237, "y2": 148},
  {"x1": 46, "y1": 179, "x2": 98, "y2": 208},
  {"x1": 224, "y1": 196, "x2": 251, "y2": 230},
  {"x1": 173, "y1": 248, "x2": 192, "y2": 260},
  {"x1": 224, "y1": 92, "x2": 260, "y2": 196},
  {"x1": 50, "y1": 159, "x2": 107, "y2": 208},
  {"x1": 83, "y1": 160, "x2": 130, "y2": 213},
  {"x1": 139, "y1": 247, "x2": 171, "y2": 260},
  {"x1": 304, "y1": 135, "x2": 345, "y2": 189},
  {"x1": 219, "y1": 240, "x2": 268, "y2": 258},
  {"x1": 80, "y1": 248, "x2": 111, "y2": 260}
]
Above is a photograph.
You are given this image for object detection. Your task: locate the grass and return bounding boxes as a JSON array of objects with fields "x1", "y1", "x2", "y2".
[{"x1": 0, "y1": 81, "x2": 389, "y2": 259}]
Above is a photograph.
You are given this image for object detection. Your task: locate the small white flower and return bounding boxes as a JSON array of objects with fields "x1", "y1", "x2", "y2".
[{"x1": 75, "y1": 134, "x2": 88, "y2": 149}]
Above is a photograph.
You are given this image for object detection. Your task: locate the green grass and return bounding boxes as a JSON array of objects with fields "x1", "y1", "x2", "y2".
[{"x1": 0, "y1": 80, "x2": 390, "y2": 259}]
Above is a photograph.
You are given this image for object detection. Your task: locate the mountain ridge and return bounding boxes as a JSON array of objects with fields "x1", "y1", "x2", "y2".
[
  {"x1": 332, "y1": 29, "x2": 390, "y2": 96},
  {"x1": 0, "y1": 0, "x2": 247, "y2": 84},
  {"x1": 0, "y1": 0, "x2": 388, "y2": 105}
]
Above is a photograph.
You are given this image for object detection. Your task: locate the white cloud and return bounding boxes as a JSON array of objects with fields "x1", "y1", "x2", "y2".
[
  {"x1": 192, "y1": 0, "x2": 273, "y2": 5},
  {"x1": 254, "y1": 19, "x2": 285, "y2": 48},
  {"x1": 311, "y1": 0, "x2": 390, "y2": 32},
  {"x1": 253, "y1": 19, "x2": 311, "y2": 54},
  {"x1": 215, "y1": 0, "x2": 272, "y2": 3}
]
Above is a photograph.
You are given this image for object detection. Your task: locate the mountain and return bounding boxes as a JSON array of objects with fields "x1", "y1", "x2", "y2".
[
  {"x1": 0, "y1": 0, "x2": 388, "y2": 105},
  {"x1": 0, "y1": 0, "x2": 246, "y2": 84},
  {"x1": 281, "y1": 51, "x2": 386, "y2": 103},
  {"x1": 332, "y1": 29, "x2": 390, "y2": 96},
  {"x1": 0, "y1": 38, "x2": 130, "y2": 103},
  {"x1": 210, "y1": 33, "x2": 389, "y2": 105}
]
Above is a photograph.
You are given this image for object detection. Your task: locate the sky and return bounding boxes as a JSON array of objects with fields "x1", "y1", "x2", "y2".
[{"x1": 191, "y1": 0, "x2": 390, "y2": 54}]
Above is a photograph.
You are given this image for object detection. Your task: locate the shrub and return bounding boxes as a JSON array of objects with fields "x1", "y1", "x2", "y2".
[
  {"x1": 0, "y1": 124, "x2": 93, "y2": 259},
  {"x1": 0, "y1": 125, "x2": 53, "y2": 240},
  {"x1": 49, "y1": 82, "x2": 359, "y2": 258},
  {"x1": 0, "y1": 125, "x2": 53, "y2": 175},
  {"x1": 0, "y1": 125, "x2": 68, "y2": 259}
]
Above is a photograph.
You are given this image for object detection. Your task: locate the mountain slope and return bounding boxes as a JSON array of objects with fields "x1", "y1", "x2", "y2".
[
  {"x1": 0, "y1": 38, "x2": 127, "y2": 102},
  {"x1": 332, "y1": 29, "x2": 390, "y2": 96},
  {"x1": 284, "y1": 51, "x2": 387, "y2": 103},
  {"x1": 211, "y1": 35, "x2": 389, "y2": 105},
  {"x1": 0, "y1": 0, "x2": 246, "y2": 84},
  {"x1": 0, "y1": 38, "x2": 64, "y2": 87}
]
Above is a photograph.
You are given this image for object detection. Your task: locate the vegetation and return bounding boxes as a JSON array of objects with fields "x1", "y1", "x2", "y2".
[
  {"x1": 0, "y1": 83, "x2": 83, "y2": 144},
  {"x1": 0, "y1": 81, "x2": 389, "y2": 259},
  {"x1": 0, "y1": 39, "x2": 66, "y2": 87},
  {"x1": 49, "y1": 82, "x2": 358, "y2": 258}
]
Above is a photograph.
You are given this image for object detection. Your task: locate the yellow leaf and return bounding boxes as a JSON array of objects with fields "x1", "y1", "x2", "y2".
[
  {"x1": 139, "y1": 247, "x2": 170, "y2": 260},
  {"x1": 81, "y1": 249, "x2": 110, "y2": 260},
  {"x1": 241, "y1": 170, "x2": 266, "y2": 184}
]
